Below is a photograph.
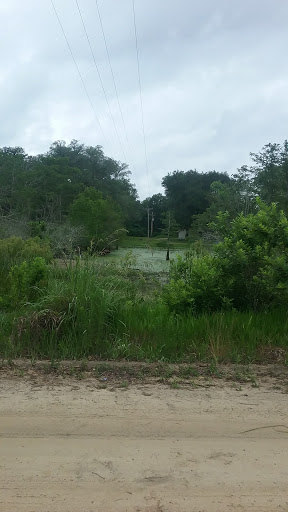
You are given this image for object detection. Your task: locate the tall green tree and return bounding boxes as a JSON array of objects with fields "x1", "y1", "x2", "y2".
[
  {"x1": 0, "y1": 140, "x2": 139, "y2": 237},
  {"x1": 162, "y1": 170, "x2": 231, "y2": 229},
  {"x1": 193, "y1": 174, "x2": 255, "y2": 234},
  {"x1": 19, "y1": 156, "x2": 82, "y2": 222},
  {"x1": 0, "y1": 147, "x2": 28, "y2": 215},
  {"x1": 250, "y1": 141, "x2": 288, "y2": 212},
  {"x1": 69, "y1": 188, "x2": 124, "y2": 248},
  {"x1": 46, "y1": 140, "x2": 138, "y2": 218}
]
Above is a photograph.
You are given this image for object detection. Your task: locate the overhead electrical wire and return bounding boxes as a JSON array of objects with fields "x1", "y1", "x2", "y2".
[
  {"x1": 132, "y1": 0, "x2": 150, "y2": 197},
  {"x1": 50, "y1": 0, "x2": 111, "y2": 154},
  {"x1": 75, "y1": 0, "x2": 127, "y2": 163},
  {"x1": 95, "y1": 0, "x2": 131, "y2": 150}
]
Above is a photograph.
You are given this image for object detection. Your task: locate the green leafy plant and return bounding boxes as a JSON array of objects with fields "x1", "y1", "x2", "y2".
[
  {"x1": 7, "y1": 257, "x2": 49, "y2": 307},
  {"x1": 0, "y1": 237, "x2": 52, "y2": 299},
  {"x1": 163, "y1": 201, "x2": 288, "y2": 314}
]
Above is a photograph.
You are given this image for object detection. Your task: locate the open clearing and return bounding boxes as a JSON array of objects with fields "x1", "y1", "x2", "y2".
[{"x1": 0, "y1": 365, "x2": 288, "y2": 512}]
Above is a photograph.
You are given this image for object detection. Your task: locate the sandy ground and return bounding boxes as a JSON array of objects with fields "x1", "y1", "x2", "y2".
[{"x1": 0, "y1": 372, "x2": 288, "y2": 512}]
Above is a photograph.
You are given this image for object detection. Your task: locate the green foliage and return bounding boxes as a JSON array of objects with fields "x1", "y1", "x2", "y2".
[
  {"x1": 0, "y1": 236, "x2": 51, "y2": 272},
  {"x1": 2, "y1": 138, "x2": 288, "y2": 250},
  {"x1": 139, "y1": 193, "x2": 168, "y2": 236},
  {"x1": 0, "y1": 236, "x2": 52, "y2": 299},
  {"x1": 160, "y1": 211, "x2": 180, "y2": 238},
  {"x1": 189, "y1": 239, "x2": 210, "y2": 257},
  {"x1": 193, "y1": 179, "x2": 255, "y2": 235},
  {"x1": 69, "y1": 188, "x2": 124, "y2": 249},
  {"x1": 120, "y1": 236, "x2": 186, "y2": 249},
  {"x1": 0, "y1": 259, "x2": 287, "y2": 362},
  {"x1": 163, "y1": 201, "x2": 288, "y2": 314},
  {"x1": 11, "y1": 260, "x2": 142, "y2": 358},
  {"x1": 163, "y1": 254, "x2": 225, "y2": 314},
  {"x1": 0, "y1": 140, "x2": 138, "y2": 248},
  {"x1": 29, "y1": 221, "x2": 47, "y2": 238},
  {"x1": 250, "y1": 141, "x2": 288, "y2": 212},
  {"x1": 7, "y1": 257, "x2": 48, "y2": 307},
  {"x1": 162, "y1": 169, "x2": 231, "y2": 229}
]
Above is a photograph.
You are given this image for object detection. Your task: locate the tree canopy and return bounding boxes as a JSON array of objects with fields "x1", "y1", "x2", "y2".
[
  {"x1": 162, "y1": 169, "x2": 231, "y2": 229},
  {"x1": 1, "y1": 138, "x2": 288, "y2": 247}
]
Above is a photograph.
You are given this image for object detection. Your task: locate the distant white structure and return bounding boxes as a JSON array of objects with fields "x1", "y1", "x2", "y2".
[{"x1": 178, "y1": 229, "x2": 188, "y2": 240}]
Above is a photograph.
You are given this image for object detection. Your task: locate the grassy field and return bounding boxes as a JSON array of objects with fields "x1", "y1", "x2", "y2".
[
  {"x1": 120, "y1": 235, "x2": 190, "y2": 249},
  {"x1": 0, "y1": 257, "x2": 287, "y2": 364}
]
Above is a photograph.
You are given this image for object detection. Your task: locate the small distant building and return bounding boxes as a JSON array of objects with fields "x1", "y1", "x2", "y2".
[{"x1": 178, "y1": 229, "x2": 188, "y2": 240}]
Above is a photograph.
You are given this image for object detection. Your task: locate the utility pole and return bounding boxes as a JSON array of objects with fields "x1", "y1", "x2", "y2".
[
  {"x1": 147, "y1": 207, "x2": 153, "y2": 238},
  {"x1": 150, "y1": 208, "x2": 154, "y2": 237},
  {"x1": 147, "y1": 207, "x2": 150, "y2": 238}
]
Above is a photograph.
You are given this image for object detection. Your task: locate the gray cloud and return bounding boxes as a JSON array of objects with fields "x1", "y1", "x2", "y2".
[{"x1": 1, "y1": 0, "x2": 288, "y2": 198}]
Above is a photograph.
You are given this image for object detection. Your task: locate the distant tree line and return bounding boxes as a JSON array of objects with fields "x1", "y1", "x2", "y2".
[
  {"x1": 1, "y1": 139, "x2": 288, "y2": 250},
  {"x1": 0, "y1": 140, "x2": 139, "y2": 251}
]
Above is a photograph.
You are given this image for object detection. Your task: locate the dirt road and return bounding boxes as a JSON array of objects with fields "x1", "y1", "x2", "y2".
[{"x1": 0, "y1": 372, "x2": 288, "y2": 512}]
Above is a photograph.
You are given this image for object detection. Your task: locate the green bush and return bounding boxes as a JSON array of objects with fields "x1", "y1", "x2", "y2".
[
  {"x1": 163, "y1": 254, "x2": 225, "y2": 314},
  {"x1": 163, "y1": 201, "x2": 288, "y2": 314},
  {"x1": 0, "y1": 236, "x2": 52, "y2": 294},
  {"x1": 29, "y1": 221, "x2": 47, "y2": 239},
  {"x1": 0, "y1": 236, "x2": 52, "y2": 266},
  {"x1": 8, "y1": 257, "x2": 49, "y2": 307},
  {"x1": 69, "y1": 188, "x2": 124, "y2": 249},
  {"x1": 0, "y1": 257, "x2": 49, "y2": 309}
]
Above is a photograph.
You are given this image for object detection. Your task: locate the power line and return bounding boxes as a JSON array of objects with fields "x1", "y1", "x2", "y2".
[
  {"x1": 50, "y1": 0, "x2": 111, "y2": 154},
  {"x1": 132, "y1": 0, "x2": 150, "y2": 197},
  {"x1": 95, "y1": 0, "x2": 130, "y2": 150},
  {"x1": 75, "y1": 0, "x2": 127, "y2": 163}
]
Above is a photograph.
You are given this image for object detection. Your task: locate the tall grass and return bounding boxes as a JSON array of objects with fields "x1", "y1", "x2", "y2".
[{"x1": 0, "y1": 258, "x2": 287, "y2": 363}]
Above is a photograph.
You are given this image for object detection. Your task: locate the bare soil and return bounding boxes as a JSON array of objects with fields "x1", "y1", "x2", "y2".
[{"x1": 0, "y1": 363, "x2": 288, "y2": 512}]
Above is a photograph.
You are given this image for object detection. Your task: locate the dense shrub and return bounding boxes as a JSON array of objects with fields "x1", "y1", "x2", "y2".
[
  {"x1": 8, "y1": 257, "x2": 49, "y2": 307},
  {"x1": 0, "y1": 257, "x2": 49, "y2": 309},
  {"x1": 163, "y1": 201, "x2": 288, "y2": 314},
  {"x1": 0, "y1": 237, "x2": 52, "y2": 299},
  {"x1": 0, "y1": 236, "x2": 52, "y2": 269}
]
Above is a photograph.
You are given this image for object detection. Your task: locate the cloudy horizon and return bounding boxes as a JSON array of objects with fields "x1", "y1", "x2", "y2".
[{"x1": 1, "y1": 0, "x2": 288, "y2": 199}]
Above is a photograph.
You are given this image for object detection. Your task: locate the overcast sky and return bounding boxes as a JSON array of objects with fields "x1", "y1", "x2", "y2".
[{"x1": 1, "y1": 1, "x2": 288, "y2": 198}]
